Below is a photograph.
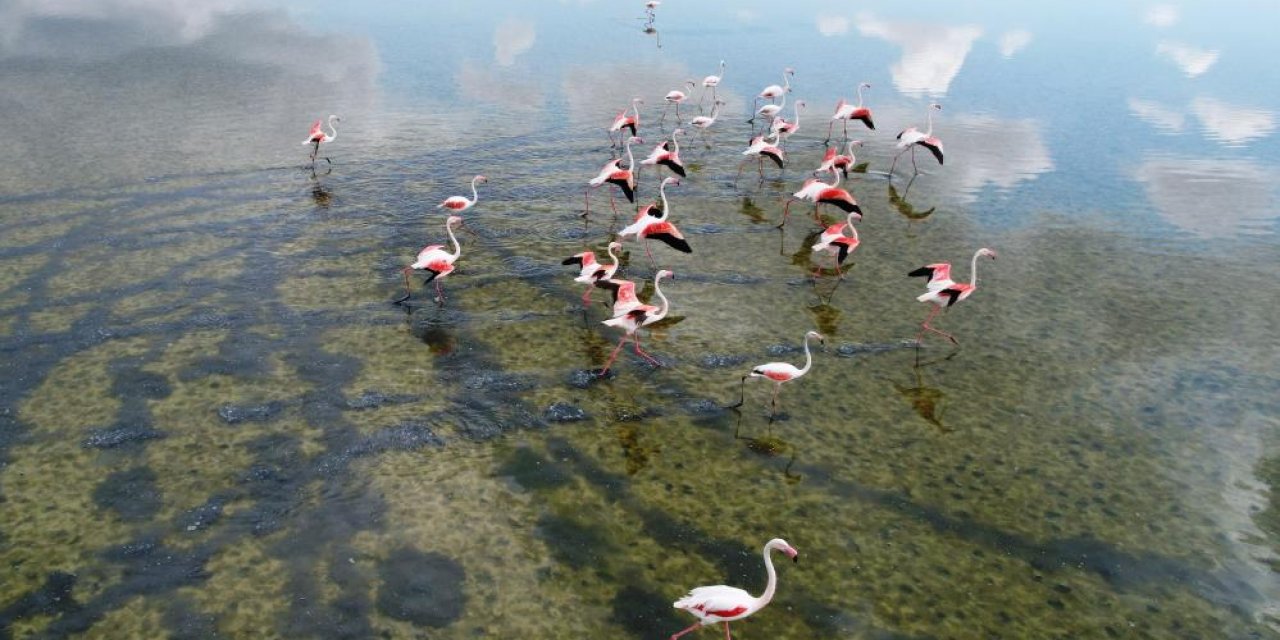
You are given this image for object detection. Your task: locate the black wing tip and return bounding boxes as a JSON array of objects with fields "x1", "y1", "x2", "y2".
[
  {"x1": 908, "y1": 266, "x2": 932, "y2": 278},
  {"x1": 662, "y1": 160, "x2": 687, "y2": 177},
  {"x1": 651, "y1": 233, "x2": 692, "y2": 253},
  {"x1": 562, "y1": 256, "x2": 583, "y2": 266},
  {"x1": 764, "y1": 151, "x2": 784, "y2": 168},
  {"x1": 944, "y1": 289, "x2": 962, "y2": 306}
]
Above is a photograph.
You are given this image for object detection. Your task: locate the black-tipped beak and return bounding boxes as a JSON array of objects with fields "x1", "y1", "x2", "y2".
[{"x1": 792, "y1": 555, "x2": 799, "y2": 564}]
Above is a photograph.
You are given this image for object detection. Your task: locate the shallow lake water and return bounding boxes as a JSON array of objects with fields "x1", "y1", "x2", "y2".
[{"x1": 1, "y1": 1, "x2": 1278, "y2": 638}]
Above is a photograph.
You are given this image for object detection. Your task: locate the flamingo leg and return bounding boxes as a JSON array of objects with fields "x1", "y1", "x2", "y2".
[
  {"x1": 824, "y1": 120, "x2": 835, "y2": 144},
  {"x1": 675, "y1": 102, "x2": 682, "y2": 123},
  {"x1": 583, "y1": 189, "x2": 592, "y2": 217},
  {"x1": 609, "y1": 190, "x2": 619, "y2": 217},
  {"x1": 434, "y1": 280, "x2": 445, "y2": 306},
  {"x1": 734, "y1": 160, "x2": 747, "y2": 185},
  {"x1": 724, "y1": 622, "x2": 732, "y2": 640},
  {"x1": 843, "y1": 119, "x2": 849, "y2": 141},
  {"x1": 309, "y1": 140, "x2": 319, "y2": 163},
  {"x1": 599, "y1": 336, "x2": 628, "y2": 376},
  {"x1": 916, "y1": 304, "x2": 959, "y2": 344},
  {"x1": 395, "y1": 267, "x2": 414, "y2": 304},
  {"x1": 770, "y1": 383, "x2": 782, "y2": 416},
  {"x1": 644, "y1": 240, "x2": 656, "y2": 269},
  {"x1": 777, "y1": 199, "x2": 794, "y2": 228},
  {"x1": 727, "y1": 374, "x2": 749, "y2": 408},
  {"x1": 670, "y1": 623, "x2": 702, "y2": 640},
  {"x1": 834, "y1": 253, "x2": 844, "y2": 279},
  {"x1": 910, "y1": 146, "x2": 919, "y2": 175},
  {"x1": 582, "y1": 285, "x2": 593, "y2": 305},
  {"x1": 632, "y1": 333, "x2": 662, "y2": 366},
  {"x1": 757, "y1": 157, "x2": 764, "y2": 179},
  {"x1": 889, "y1": 147, "x2": 910, "y2": 177}
]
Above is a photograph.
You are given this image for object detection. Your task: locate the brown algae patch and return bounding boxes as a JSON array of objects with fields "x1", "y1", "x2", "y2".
[
  {"x1": 46, "y1": 235, "x2": 240, "y2": 299},
  {"x1": 0, "y1": 254, "x2": 48, "y2": 295},
  {"x1": 81, "y1": 596, "x2": 169, "y2": 639},
  {"x1": 27, "y1": 301, "x2": 96, "y2": 334},
  {"x1": 321, "y1": 324, "x2": 440, "y2": 398},
  {"x1": 182, "y1": 541, "x2": 289, "y2": 638}
]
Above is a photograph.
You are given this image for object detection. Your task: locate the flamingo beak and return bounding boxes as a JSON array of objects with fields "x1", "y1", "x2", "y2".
[{"x1": 787, "y1": 547, "x2": 799, "y2": 562}]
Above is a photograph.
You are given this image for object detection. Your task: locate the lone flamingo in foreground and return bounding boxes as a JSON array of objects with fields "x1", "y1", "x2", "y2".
[
  {"x1": 586, "y1": 136, "x2": 641, "y2": 215},
  {"x1": 699, "y1": 60, "x2": 726, "y2": 107},
  {"x1": 302, "y1": 115, "x2": 340, "y2": 164},
  {"x1": 599, "y1": 269, "x2": 675, "y2": 375},
  {"x1": 912, "y1": 247, "x2": 997, "y2": 345},
  {"x1": 826, "y1": 82, "x2": 875, "y2": 142},
  {"x1": 618, "y1": 176, "x2": 691, "y2": 266},
  {"x1": 669, "y1": 538, "x2": 799, "y2": 640},
  {"x1": 892, "y1": 103, "x2": 945, "y2": 176},
  {"x1": 563, "y1": 242, "x2": 623, "y2": 304},
  {"x1": 609, "y1": 98, "x2": 644, "y2": 147},
  {"x1": 439, "y1": 175, "x2": 487, "y2": 212},
  {"x1": 730, "y1": 330, "x2": 824, "y2": 416},
  {"x1": 811, "y1": 211, "x2": 862, "y2": 278},
  {"x1": 396, "y1": 215, "x2": 463, "y2": 305}
]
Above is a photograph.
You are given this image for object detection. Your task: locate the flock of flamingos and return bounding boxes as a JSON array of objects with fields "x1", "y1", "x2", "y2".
[{"x1": 302, "y1": 26, "x2": 997, "y2": 640}]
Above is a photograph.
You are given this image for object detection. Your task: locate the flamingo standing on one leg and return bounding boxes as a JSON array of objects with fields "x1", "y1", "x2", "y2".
[
  {"x1": 599, "y1": 269, "x2": 675, "y2": 375},
  {"x1": 302, "y1": 115, "x2": 340, "y2": 164},
  {"x1": 662, "y1": 81, "x2": 697, "y2": 125},
  {"x1": 892, "y1": 103, "x2": 945, "y2": 177},
  {"x1": 699, "y1": 60, "x2": 726, "y2": 108},
  {"x1": 586, "y1": 136, "x2": 642, "y2": 216},
  {"x1": 609, "y1": 98, "x2": 644, "y2": 147},
  {"x1": 730, "y1": 331, "x2": 824, "y2": 416},
  {"x1": 396, "y1": 215, "x2": 463, "y2": 305},
  {"x1": 912, "y1": 247, "x2": 997, "y2": 345},
  {"x1": 563, "y1": 241, "x2": 623, "y2": 304},
  {"x1": 618, "y1": 176, "x2": 691, "y2": 266},
  {"x1": 753, "y1": 68, "x2": 794, "y2": 118},
  {"x1": 817, "y1": 140, "x2": 863, "y2": 178},
  {"x1": 811, "y1": 211, "x2": 862, "y2": 278},
  {"x1": 825, "y1": 82, "x2": 875, "y2": 143},
  {"x1": 640, "y1": 129, "x2": 687, "y2": 178},
  {"x1": 735, "y1": 133, "x2": 785, "y2": 183},
  {"x1": 669, "y1": 538, "x2": 799, "y2": 640},
  {"x1": 439, "y1": 175, "x2": 487, "y2": 213}
]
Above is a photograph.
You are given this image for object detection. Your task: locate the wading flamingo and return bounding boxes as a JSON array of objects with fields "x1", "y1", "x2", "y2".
[
  {"x1": 756, "y1": 90, "x2": 787, "y2": 124},
  {"x1": 596, "y1": 277, "x2": 642, "y2": 317},
  {"x1": 599, "y1": 269, "x2": 675, "y2": 375},
  {"x1": 754, "y1": 68, "x2": 794, "y2": 116},
  {"x1": 778, "y1": 170, "x2": 836, "y2": 228},
  {"x1": 811, "y1": 211, "x2": 862, "y2": 278},
  {"x1": 817, "y1": 140, "x2": 862, "y2": 178},
  {"x1": 662, "y1": 81, "x2": 697, "y2": 125},
  {"x1": 826, "y1": 82, "x2": 875, "y2": 142},
  {"x1": 640, "y1": 129, "x2": 687, "y2": 178},
  {"x1": 669, "y1": 538, "x2": 799, "y2": 640},
  {"x1": 736, "y1": 133, "x2": 785, "y2": 182},
  {"x1": 586, "y1": 136, "x2": 642, "y2": 215},
  {"x1": 439, "y1": 175, "x2": 487, "y2": 212},
  {"x1": 730, "y1": 331, "x2": 824, "y2": 416},
  {"x1": 396, "y1": 216, "x2": 462, "y2": 305},
  {"x1": 609, "y1": 98, "x2": 644, "y2": 146},
  {"x1": 770, "y1": 100, "x2": 806, "y2": 145},
  {"x1": 302, "y1": 115, "x2": 340, "y2": 164},
  {"x1": 892, "y1": 103, "x2": 944, "y2": 176},
  {"x1": 563, "y1": 242, "x2": 623, "y2": 304},
  {"x1": 690, "y1": 100, "x2": 725, "y2": 132},
  {"x1": 699, "y1": 60, "x2": 726, "y2": 107},
  {"x1": 812, "y1": 166, "x2": 862, "y2": 220},
  {"x1": 619, "y1": 176, "x2": 691, "y2": 265},
  {"x1": 912, "y1": 247, "x2": 997, "y2": 345}
]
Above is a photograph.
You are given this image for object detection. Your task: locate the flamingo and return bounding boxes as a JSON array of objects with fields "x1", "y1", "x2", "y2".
[
  {"x1": 817, "y1": 140, "x2": 862, "y2": 178},
  {"x1": 699, "y1": 60, "x2": 726, "y2": 107},
  {"x1": 812, "y1": 166, "x2": 862, "y2": 220},
  {"x1": 735, "y1": 133, "x2": 785, "y2": 182},
  {"x1": 563, "y1": 242, "x2": 623, "y2": 304},
  {"x1": 669, "y1": 538, "x2": 799, "y2": 640},
  {"x1": 586, "y1": 136, "x2": 641, "y2": 215},
  {"x1": 396, "y1": 215, "x2": 462, "y2": 305},
  {"x1": 811, "y1": 212, "x2": 862, "y2": 278},
  {"x1": 690, "y1": 100, "x2": 725, "y2": 131},
  {"x1": 777, "y1": 170, "x2": 835, "y2": 228},
  {"x1": 301, "y1": 115, "x2": 340, "y2": 164},
  {"x1": 770, "y1": 100, "x2": 806, "y2": 145},
  {"x1": 619, "y1": 176, "x2": 691, "y2": 266},
  {"x1": 756, "y1": 90, "x2": 787, "y2": 124},
  {"x1": 609, "y1": 98, "x2": 644, "y2": 147},
  {"x1": 892, "y1": 103, "x2": 945, "y2": 176},
  {"x1": 439, "y1": 175, "x2": 487, "y2": 212},
  {"x1": 599, "y1": 269, "x2": 675, "y2": 375},
  {"x1": 912, "y1": 248, "x2": 997, "y2": 345},
  {"x1": 640, "y1": 129, "x2": 687, "y2": 178},
  {"x1": 753, "y1": 68, "x2": 794, "y2": 116},
  {"x1": 730, "y1": 331, "x2": 824, "y2": 416},
  {"x1": 826, "y1": 82, "x2": 875, "y2": 142},
  {"x1": 596, "y1": 277, "x2": 642, "y2": 317},
  {"x1": 662, "y1": 81, "x2": 697, "y2": 125}
]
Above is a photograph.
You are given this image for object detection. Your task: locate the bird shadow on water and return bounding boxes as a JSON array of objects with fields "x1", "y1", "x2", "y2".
[
  {"x1": 733, "y1": 410, "x2": 802, "y2": 484},
  {"x1": 893, "y1": 349, "x2": 959, "y2": 433},
  {"x1": 404, "y1": 305, "x2": 459, "y2": 356},
  {"x1": 888, "y1": 182, "x2": 935, "y2": 236}
]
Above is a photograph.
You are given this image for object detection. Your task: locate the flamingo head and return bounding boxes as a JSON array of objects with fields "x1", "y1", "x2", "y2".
[
  {"x1": 627, "y1": 136, "x2": 644, "y2": 145},
  {"x1": 805, "y1": 330, "x2": 826, "y2": 346},
  {"x1": 768, "y1": 538, "x2": 800, "y2": 562},
  {"x1": 978, "y1": 247, "x2": 998, "y2": 260},
  {"x1": 860, "y1": 82, "x2": 872, "y2": 90},
  {"x1": 714, "y1": 99, "x2": 727, "y2": 106},
  {"x1": 851, "y1": 140, "x2": 864, "y2": 148},
  {"x1": 784, "y1": 67, "x2": 795, "y2": 75},
  {"x1": 662, "y1": 176, "x2": 681, "y2": 187},
  {"x1": 930, "y1": 103, "x2": 943, "y2": 111},
  {"x1": 328, "y1": 114, "x2": 342, "y2": 123},
  {"x1": 795, "y1": 100, "x2": 807, "y2": 110},
  {"x1": 672, "y1": 128, "x2": 685, "y2": 137},
  {"x1": 849, "y1": 211, "x2": 863, "y2": 223},
  {"x1": 657, "y1": 269, "x2": 674, "y2": 281},
  {"x1": 608, "y1": 241, "x2": 623, "y2": 251},
  {"x1": 632, "y1": 97, "x2": 645, "y2": 105},
  {"x1": 474, "y1": 175, "x2": 488, "y2": 184},
  {"x1": 685, "y1": 79, "x2": 697, "y2": 87},
  {"x1": 446, "y1": 215, "x2": 463, "y2": 226}
]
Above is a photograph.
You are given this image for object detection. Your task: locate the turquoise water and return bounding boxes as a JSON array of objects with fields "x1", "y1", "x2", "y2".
[{"x1": 1, "y1": 1, "x2": 1277, "y2": 638}]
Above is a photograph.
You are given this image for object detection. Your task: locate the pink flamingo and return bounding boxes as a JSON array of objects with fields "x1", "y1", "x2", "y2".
[
  {"x1": 777, "y1": 171, "x2": 835, "y2": 228},
  {"x1": 618, "y1": 177, "x2": 691, "y2": 266},
  {"x1": 396, "y1": 216, "x2": 462, "y2": 305},
  {"x1": 812, "y1": 167, "x2": 862, "y2": 220},
  {"x1": 753, "y1": 68, "x2": 794, "y2": 117},
  {"x1": 662, "y1": 81, "x2": 697, "y2": 125},
  {"x1": 730, "y1": 331, "x2": 823, "y2": 416},
  {"x1": 699, "y1": 60, "x2": 726, "y2": 107},
  {"x1": 817, "y1": 140, "x2": 862, "y2": 178},
  {"x1": 892, "y1": 103, "x2": 945, "y2": 176},
  {"x1": 826, "y1": 82, "x2": 875, "y2": 142},
  {"x1": 609, "y1": 98, "x2": 644, "y2": 147},
  {"x1": 439, "y1": 175, "x2": 487, "y2": 212},
  {"x1": 735, "y1": 133, "x2": 785, "y2": 182},
  {"x1": 690, "y1": 100, "x2": 725, "y2": 131},
  {"x1": 769, "y1": 100, "x2": 806, "y2": 146},
  {"x1": 599, "y1": 269, "x2": 675, "y2": 375},
  {"x1": 639, "y1": 129, "x2": 687, "y2": 178},
  {"x1": 596, "y1": 277, "x2": 642, "y2": 317},
  {"x1": 301, "y1": 115, "x2": 340, "y2": 164},
  {"x1": 563, "y1": 242, "x2": 623, "y2": 304},
  {"x1": 586, "y1": 136, "x2": 641, "y2": 215},
  {"x1": 755, "y1": 90, "x2": 787, "y2": 123},
  {"x1": 811, "y1": 211, "x2": 862, "y2": 278},
  {"x1": 912, "y1": 248, "x2": 997, "y2": 345},
  {"x1": 669, "y1": 539, "x2": 799, "y2": 640}
]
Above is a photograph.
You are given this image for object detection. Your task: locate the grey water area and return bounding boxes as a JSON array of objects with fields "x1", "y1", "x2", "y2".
[{"x1": 0, "y1": 1, "x2": 1277, "y2": 638}]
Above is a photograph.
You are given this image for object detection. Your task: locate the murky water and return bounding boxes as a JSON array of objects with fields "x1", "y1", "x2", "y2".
[{"x1": 2, "y1": 1, "x2": 1278, "y2": 638}]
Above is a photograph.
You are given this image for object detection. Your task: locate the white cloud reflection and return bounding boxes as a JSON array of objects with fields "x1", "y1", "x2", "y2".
[
  {"x1": 1156, "y1": 41, "x2": 1218, "y2": 77},
  {"x1": 998, "y1": 29, "x2": 1032, "y2": 58},
  {"x1": 1128, "y1": 98, "x2": 1186, "y2": 133},
  {"x1": 1135, "y1": 156, "x2": 1278, "y2": 237},
  {"x1": 817, "y1": 14, "x2": 850, "y2": 37},
  {"x1": 494, "y1": 17, "x2": 535, "y2": 67},
  {"x1": 856, "y1": 13, "x2": 981, "y2": 96},
  {"x1": 1144, "y1": 5, "x2": 1180, "y2": 27},
  {"x1": 1190, "y1": 97, "x2": 1276, "y2": 147}
]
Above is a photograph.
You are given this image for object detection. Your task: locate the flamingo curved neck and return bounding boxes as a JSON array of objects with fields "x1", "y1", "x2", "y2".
[
  {"x1": 326, "y1": 116, "x2": 338, "y2": 141},
  {"x1": 781, "y1": 71, "x2": 790, "y2": 93},
  {"x1": 855, "y1": 85, "x2": 865, "y2": 108},
  {"x1": 792, "y1": 102, "x2": 802, "y2": 126},
  {"x1": 469, "y1": 177, "x2": 480, "y2": 203},
  {"x1": 670, "y1": 134, "x2": 680, "y2": 156},
  {"x1": 624, "y1": 138, "x2": 636, "y2": 170},
  {"x1": 446, "y1": 221, "x2": 461, "y2": 258},
  {"x1": 776, "y1": 92, "x2": 787, "y2": 110},
  {"x1": 968, "y1": 250, "x2": 982, "y2": 288},
  {"x1": 632, "y1": 100, "x2": 642, "y2": 121},
  {"x1": 606, "y1": 244, "x2": 619, "y2": 267},
  {"x1": 652, "y1": 275, "x2": 670, "y2": 321},
  {"x1": 925, "y1": 108, "x2": 935, "y2": 137},
  {"x1": 829, "y1": 167, "x2": 842, "y2": 188},
  {"x1": 846, "y1": 140, "x2": 857, "y2": 159},
  {"x1": 755, "y1": 544, "x2": 780, "y2": 611},
  {"x1": 798, "y1": 334, "x2": 815, "y2": 377},
  {"x1": 659, "y1": 182, "x2": 672, "y2": 216},
  {"x1": 846, "y1": 214, "x2": 860, "y2": 239}
]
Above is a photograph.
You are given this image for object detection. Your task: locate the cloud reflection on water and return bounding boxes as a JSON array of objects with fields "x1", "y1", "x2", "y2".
[
  {"x1": 856, "y1": 13, "x2": 981, "y2": 96},
  {"x1": 1156, "y1": 41, "x2": 1218, "y2": 77},
  {"x1": 997, "y1": 29, "x2": 1032, "y2": 58},
  {"x1": 1135, "y1": 156, "x2": 1278, "y2": 237},
  {"x1": 1128, "y1": 98, "x2": 1187, "y2": 133},
  {"x1": 494, "y1": 17, "x2": 536, "y2": 67},
  {"x1": 1190, "y1": 97, "x2": 1276, "y2": 147}
]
